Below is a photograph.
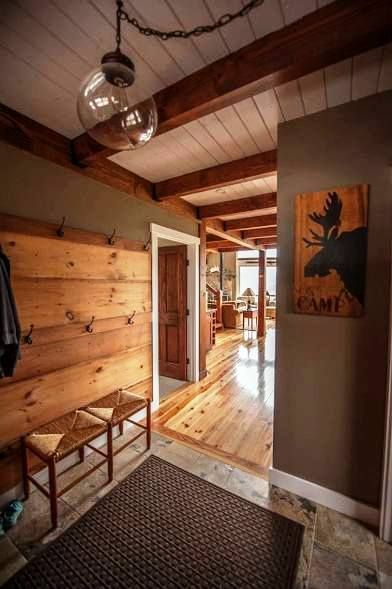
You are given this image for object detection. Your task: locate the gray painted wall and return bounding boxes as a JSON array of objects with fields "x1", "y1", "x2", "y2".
[
  {"x1": 0, "y1": 143, "x2": 198, "y2": 240},
  {"x1": 275, "y1": 91, "x2": 392, "y2": 507}
]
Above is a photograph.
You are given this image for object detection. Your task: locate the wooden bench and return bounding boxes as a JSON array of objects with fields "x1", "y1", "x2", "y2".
[{"x1": 22, "y1": 390, "x2": 151, "y2": 528}]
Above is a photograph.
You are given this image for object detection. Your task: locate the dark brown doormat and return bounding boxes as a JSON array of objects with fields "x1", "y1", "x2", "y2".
[{"x1": 5, "y1": 455, "x2": 303, "y2": 588}]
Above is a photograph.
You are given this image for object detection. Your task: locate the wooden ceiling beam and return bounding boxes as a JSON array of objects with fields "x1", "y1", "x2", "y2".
[
  {"x1": 242, "y1": 227, "x2": 277, "y2": 239},
  {"x1": 256, "y1": 239, "x2": 277, "y2": 247},
  {"x1": 198, "y1": 192, "x2": 276, "y2": 220},
  {"x1": 207, "y1": 240, "x2": 254, "y2": 250},
  {"x1": 225, "y1": 214, "x2": 277, "y2": 231},
  {"x1": 206, "y1": 219, "x2": 258, "y2": 250},
  {"x1": 155, "y1": 151, "x2": 277, "y2": 200},
  {"x1": 72, "y1": 0, "x2": 392, "y2": 165},
  {"x1": 0, "y1": 103, "x2": 196, "y2": 220}
]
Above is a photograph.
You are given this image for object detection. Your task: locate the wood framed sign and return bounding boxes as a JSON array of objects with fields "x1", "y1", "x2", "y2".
[{"x1": 294, "y1": 184, "x2": 368, "y2": 317}]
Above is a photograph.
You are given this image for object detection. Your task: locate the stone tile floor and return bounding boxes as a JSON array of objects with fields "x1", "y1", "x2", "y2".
[{"x1": 0, "y1": 429, "x2": 391, "y2": 588}]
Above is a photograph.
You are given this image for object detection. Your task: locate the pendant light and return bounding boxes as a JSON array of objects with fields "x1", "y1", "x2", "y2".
[
  {"x1": 77, "y1": 0, "x2": 263, "y2": 151},
  {"x1": 77, "y1": 1, "x2": 157, "y2": 151}
]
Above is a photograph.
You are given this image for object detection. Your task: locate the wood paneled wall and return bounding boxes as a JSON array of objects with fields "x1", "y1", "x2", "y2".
[{"x1": 0, "y1": 214, "x2": 152, "y2": 493}]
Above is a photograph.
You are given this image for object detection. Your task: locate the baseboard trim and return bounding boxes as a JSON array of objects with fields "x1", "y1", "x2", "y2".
[{"x1": 269, "y1": 467, "x2": 380, "y2": 528}]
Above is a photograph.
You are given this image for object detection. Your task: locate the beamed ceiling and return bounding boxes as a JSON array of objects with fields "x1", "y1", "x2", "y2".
[{"x1": 0, "y1": 0, "x2": 391, "y2": 251}]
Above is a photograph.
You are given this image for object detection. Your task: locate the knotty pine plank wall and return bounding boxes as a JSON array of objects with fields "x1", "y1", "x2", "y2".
[{"x1": 0, "y1": 213, "x2": 152, "y2": 493}]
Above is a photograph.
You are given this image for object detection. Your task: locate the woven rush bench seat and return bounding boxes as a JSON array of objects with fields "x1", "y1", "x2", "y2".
[
  {"x1": 84, "y1": 388, "x2": 151, "y2": 458},
  {"x1": 22, "y1": 409, "x2": 113, "y2": 529}
]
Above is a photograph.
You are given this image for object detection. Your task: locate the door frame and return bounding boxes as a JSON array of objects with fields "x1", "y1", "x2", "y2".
[
  {"x1": 380, "y1": 251, "x2": 392, "y2": 542},
  {"x1": 150, "y1": 223, "x2": 200, "y2": 411}
]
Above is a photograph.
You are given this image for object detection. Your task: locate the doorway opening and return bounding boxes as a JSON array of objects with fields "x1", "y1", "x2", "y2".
[
  {"x1": 153, "y1": 243, "x2": 278, "y2": 478},
  {"x1": 150, "y1": 224, "x2": 200, "y2": 413}
]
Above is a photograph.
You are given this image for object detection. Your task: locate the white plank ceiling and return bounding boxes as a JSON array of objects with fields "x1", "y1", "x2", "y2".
[{"x1": 0, "y1": 0, "x2": 392, "y2": 208}]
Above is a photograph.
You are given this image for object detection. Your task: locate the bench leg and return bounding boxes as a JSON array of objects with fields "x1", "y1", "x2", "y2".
[
  {"x1": 48, "y1": 457, "x2": 58, "y2": 529},
  {"x1": 119, "y1": 421, "x2": 124, "y2": 436},
  {"x1": 21, "y1": 438, "x2": 30, "y2": 501},
  {"x1": 78, "y1": 446, "x2": 85, "y2": 463},
  {"x1": 107, "y1": 424, "x2": 114, "y2": 483},
  {"x1": 146, "y1": 401, "x2": 151, "y2": 450}
]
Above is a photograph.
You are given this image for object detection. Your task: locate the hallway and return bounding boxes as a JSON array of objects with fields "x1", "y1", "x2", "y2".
[{"x1": 152, "y1": 326, "x2": 275, "y2": 477}]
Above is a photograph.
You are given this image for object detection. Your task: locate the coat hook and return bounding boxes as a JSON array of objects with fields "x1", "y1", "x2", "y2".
[
  {"x1": 56, "y1": 216, "x2": 66, "y2": 237},
  {"x1": 24, "y1": 324, "x2": 34, "y2": 345},
  {"x1": 108, "y1": 228, "x2": 116, "y2": 246},
  {"x1": 85, "y1": 316, "x2": 95, "y2": 333},
  {"x1": 144, "y1": 233, "x2": 151, "y2": 251},
  {"x1": 127, "y1": 311, "x2": 136, "y2": 325}
]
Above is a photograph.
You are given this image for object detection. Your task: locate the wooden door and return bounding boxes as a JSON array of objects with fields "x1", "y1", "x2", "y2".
[{"x1": 158, "y1": 245, "x2": 187, "y2": 380}]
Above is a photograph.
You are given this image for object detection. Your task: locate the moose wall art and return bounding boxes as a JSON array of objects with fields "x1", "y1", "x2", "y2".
[{"x1": 294, "y1": 184, "x2": 368, "y2": 317}]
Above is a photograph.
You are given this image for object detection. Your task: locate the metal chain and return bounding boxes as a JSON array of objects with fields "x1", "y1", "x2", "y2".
[{"x1": 115, "y1": 0, "x2": 264, "y2": 43}]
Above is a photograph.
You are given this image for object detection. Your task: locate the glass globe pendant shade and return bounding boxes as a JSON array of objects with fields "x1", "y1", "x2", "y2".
[{"x1": 77, "y1": 50, "x2": 158, "y2": 150}]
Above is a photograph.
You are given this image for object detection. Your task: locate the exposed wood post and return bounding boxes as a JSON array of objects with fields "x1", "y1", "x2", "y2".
[
  {"x1": 48, "y1": 457, "x2": 58, "y2": 529},
  {"x1": 78, "y1": 446, "x2": 85, "y2": 463},
  {"x1": 107, "y1": 424, "x2": 113, "y2": 482},
  {"x1": 146, "y1": 401, "x2": 151, "y2": 450},
  {"x1": 258, "y1": 250, "x2": 266, "y2": 338},
  {"x1": 21, "y1": 438, "x2": 30, "y2": 500},
  {"x1": 199, "y1": 221, "x2": 208, "y2": 379}
]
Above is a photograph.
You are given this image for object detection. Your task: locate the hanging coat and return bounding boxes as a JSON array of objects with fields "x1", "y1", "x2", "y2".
[{"x1": 0, "y1": 250, "x2": 21, "y2": 377}]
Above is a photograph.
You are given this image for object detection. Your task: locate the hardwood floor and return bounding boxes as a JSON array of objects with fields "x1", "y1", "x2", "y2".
[{"x1": 152, "y1": 325, "x2": 275, "y2": 478}]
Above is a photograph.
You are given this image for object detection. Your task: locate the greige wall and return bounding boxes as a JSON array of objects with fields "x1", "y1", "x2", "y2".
[
  {"x1": 0, "y1": 143, "x2": 198, "y2": 239},
  {"x1": 274, "y1": 91, "x2": 392, "y2": 507}
]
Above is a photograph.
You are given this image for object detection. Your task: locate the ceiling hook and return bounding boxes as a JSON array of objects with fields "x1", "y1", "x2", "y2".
[
  {"x1": 56, "y1": 216, "x2": 66, "y2": 237},
  {"x1": 24, "y1": 324, "x2": 34, "y2": 345},
  {"x1": 127, "y1": 310, "x2": 136, "y2": 325},
  {"x1": 85, "y1": 316, "x2": 95, "y2": 333},
  {"x1": 108, "y1": 228, "x2": 116, "y2": 246}
]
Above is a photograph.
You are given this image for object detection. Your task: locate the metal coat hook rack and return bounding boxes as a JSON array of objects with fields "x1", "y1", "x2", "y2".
[
  {"x1": 85, "y1": 316, "x2": 95, "y2": 333},
  {"x1": 56, "y1": 216, "x2": 66, "y2": 237},
  {"x1": 127, "y1": 311, "x2": 136, "y2": 325},
  {"x1": 108, "y1": 228, "x2": 116, "y2": 246},
  {"x1": 24, "y1": 324, "x2": 34, "y2": 345}
]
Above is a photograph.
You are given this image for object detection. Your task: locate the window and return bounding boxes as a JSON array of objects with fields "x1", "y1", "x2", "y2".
[
  {"x1": 266, "y1": 266, "x2": 276, "y2": 296},
  {"x1": 237, "y1": 249, "x2": 259, "y2": 259},
  {"x1": 239, "y1": 265, "x2": 259, "y2": 295}
]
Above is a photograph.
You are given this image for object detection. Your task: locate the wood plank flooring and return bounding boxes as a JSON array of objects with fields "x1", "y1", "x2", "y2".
[{"x1": 152, "y1": 326, "x2": 275, "y2": 478}]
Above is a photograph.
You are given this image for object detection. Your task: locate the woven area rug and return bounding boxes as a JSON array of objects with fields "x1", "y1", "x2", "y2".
[{"x1": 5, "y1": 455, "x2": 303, "y2": 588}]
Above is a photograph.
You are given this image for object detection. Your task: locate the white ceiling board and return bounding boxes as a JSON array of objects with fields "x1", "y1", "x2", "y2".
[
  {"x1": 378, "y1": 44, "x2": 392, "y2": 93},
  {"x1": 233, "y1": 98, "x2": 276, "y2": 152},
  {"x1": 263, "y1": 175, "x2": 278, "y2": 192},
  {"x1": 253, "y1": 89, "x2": 284, "y2": 144},
  {"x1": 275, "y1": 80, "x2": 305, "y2": 120},
  {"x1": 280, "y1": 0, "x2": 317, "y2": 25},
  {"x1": 352, "y1": 47, "x2": 383, "y2": 100},
  {"x1": 184, "y1": 120, "x2": 232, "y2": 164},
  {"x1": 169, "y1": 126, "x2": 218, "y2": 168},
  {"x1": 205, "y1": 0, "x2": 255, "y2": 52},
  {"x1": 247, "y1": 0, "x2": 284, "y2": 38},
  {"x1": 199, "y1": 113, "x2": 246, "y2": 160},
  {"x1": 0, "y1": 22, "x2": 80, "y2": 98},
  {"x1": 8, "y1": 0, "x2": 92, "y2": 79},
  {"x1": 215, "y1": 105, "x2": 259, "y2": 157},
  {"x1": 182, "y1": 175, "x2": 277, "y2": 206},
  {"x1": 128, "y1": 0, "x2": 206, "y2": 75},
  {"x1": 299, "y1": 70, "x2": 327, "y2": 114},
  {"x1": 167, "y1": 0, "x2": 229, "y2": 64},
  {"x1": 0, "y1": 1, "x2": 389, "y2": 186},
  {"x1": 324, "y1": 58, "x2": 352, "y2": 108},
  {"x1": 0, "y1": 44, "x2": 80, "y2": 138}
]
